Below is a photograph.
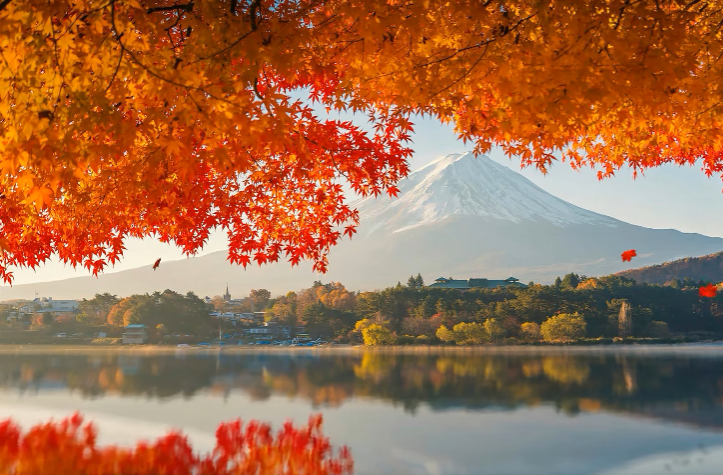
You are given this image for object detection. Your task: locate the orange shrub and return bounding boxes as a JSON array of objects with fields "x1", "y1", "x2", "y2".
[{"x1": 0, "y1": 413, "x2": 353, "y2": 475}]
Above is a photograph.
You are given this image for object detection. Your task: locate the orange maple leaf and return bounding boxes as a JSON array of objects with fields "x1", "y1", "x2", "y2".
[
  {"x1": 621, "y1": 249, "x2": 637, "y2": 262},
  {"x1": 699, "y1": 283, "x2": 717, "y2": 298},
  {"x1": 0, "y1": 237, "x2": 9, "y2": 258}
]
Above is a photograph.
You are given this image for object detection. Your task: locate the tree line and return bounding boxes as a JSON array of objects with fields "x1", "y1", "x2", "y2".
[
  {"x1": 261, "y1": 273, "x2": 723, "y2": 345},
  {"x1": 67, "y1": 272, "x2": 723, "y2": 345}
]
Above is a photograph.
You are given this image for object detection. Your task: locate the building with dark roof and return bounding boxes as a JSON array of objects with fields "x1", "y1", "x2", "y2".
[{"x1": 428, "y1": 277, "x2": 527, "y2": 290}]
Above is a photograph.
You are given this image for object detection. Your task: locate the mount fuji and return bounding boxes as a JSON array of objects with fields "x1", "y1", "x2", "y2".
[{"x1": 2, "y1": 152, "x2": 723, "y2": 299}]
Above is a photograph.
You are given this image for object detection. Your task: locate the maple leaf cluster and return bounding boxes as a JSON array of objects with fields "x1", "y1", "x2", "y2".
[
  {"x1": 0, "y1": 413, "x2": 352, "y2": 475},
  {"x1": 2, "y1": 0, "x2": 723, "y2": 281}
]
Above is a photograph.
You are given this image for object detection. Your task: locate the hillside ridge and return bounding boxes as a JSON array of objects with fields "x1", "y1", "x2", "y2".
[{"x1": 616, "y1": 251, "x2": 723, "y2": 284}]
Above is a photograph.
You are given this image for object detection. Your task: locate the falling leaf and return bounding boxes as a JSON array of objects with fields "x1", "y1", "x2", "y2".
[
  {"x1": 153, "y1": 258, "x2": 161, "y2": 270},
  {"x1": 699, "y1": 283, "x2": 717, "y2": 298},
  {"x1": 621, "y1": 249, "x2": 637, "y2": 262}
]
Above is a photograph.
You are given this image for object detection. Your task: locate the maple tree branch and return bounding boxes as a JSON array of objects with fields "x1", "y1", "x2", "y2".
[
  {"x1": 147, "y1": 2, "x2": 194, "y2": 14},
  {"x1": 430, "y1": 43, "x2": 489, "y2": 97},
  {"x1": 0, "y1": 0, "x2": 11, "y2": 13},
  {"x1": 192, "y1": 30, "x2": 255, "y2": 62},
  {"x1": 106, "y1": 0, "x2": 125, "y2": 91},
  {"x1": 248, "y1": 0, "x2": 261, "y2": 30},
  {"x1": 105, "y1": 3, "x2": 239, "y2": 110},
  {"x1": 612, "y1": 0, "x2": 632, "y2": 30},
  {"x1": 106, "y1": 44, "x2": 124, "y2": 91}
]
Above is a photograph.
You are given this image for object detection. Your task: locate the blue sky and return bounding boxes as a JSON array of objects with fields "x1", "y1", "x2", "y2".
[{"x1": 4, "y1": 115, "x2": 723, "y2": 286}]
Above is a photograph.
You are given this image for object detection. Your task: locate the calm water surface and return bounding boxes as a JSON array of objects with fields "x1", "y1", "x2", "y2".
[{"x1": 2, "y1": 347, "x2": 723, "y2": 474}]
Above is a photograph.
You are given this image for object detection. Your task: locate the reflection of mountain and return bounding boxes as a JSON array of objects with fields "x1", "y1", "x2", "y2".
[{"x1": 3, "y1": 352, "x2": 723, "y2": 431}]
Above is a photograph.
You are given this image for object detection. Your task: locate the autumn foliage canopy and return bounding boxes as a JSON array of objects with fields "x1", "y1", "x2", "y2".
[
  {"x1": 0, "y1": 413, "x2": 352, "y2": 475},
  {"x1": 2, "y1": 0, "x2": 723, "y2": 282}
]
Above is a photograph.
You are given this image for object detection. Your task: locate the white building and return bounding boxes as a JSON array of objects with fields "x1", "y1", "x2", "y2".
[
  {"x1": 19, "y1": 297, "x2": 78, "y2": 314},
  {"x1": 43, "y1": 298, "x2": 79, "y2": 312},
  {"x1": 122, "y1": 324, "x2": 148, "y2": 344}
]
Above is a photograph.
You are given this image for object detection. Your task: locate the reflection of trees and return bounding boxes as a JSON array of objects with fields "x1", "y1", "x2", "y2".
[
  {"x1": 4, "y1": 352, "x2": 723, "y2": 427},
  {"x1": 542, "y1": 357, "x2": 590, "y2": 385}
]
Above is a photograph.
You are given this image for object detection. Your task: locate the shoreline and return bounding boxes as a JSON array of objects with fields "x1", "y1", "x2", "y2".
[{"x1": 0, "y1": 342, "x2": 722, "y2": 355}]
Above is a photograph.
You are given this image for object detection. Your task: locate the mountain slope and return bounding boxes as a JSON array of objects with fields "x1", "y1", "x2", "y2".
[
  {"x1": 354, "y1": 152, "x2": 618, "y2": 235},
  {"x1": 2, "y1": 153, "x2": 723, "y2": 299},
  {"x1": 616, "y1": 252, "x2": 723, "y2": 284}
]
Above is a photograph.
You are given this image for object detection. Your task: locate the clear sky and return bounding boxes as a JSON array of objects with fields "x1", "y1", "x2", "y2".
[{"x1": 4, "y1": 115, "x2": 723, "y2": 286}]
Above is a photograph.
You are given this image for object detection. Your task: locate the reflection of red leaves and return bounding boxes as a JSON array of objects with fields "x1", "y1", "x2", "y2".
[
  {"x1": 621, "y1": 249, "x2": 637, "y2": 262},
  {"x1": 152, "y1": 258, "x2": 161, "y2": 270},
  {"x1": 699, "y1": 283, "x2": 717, "y2": 298}
]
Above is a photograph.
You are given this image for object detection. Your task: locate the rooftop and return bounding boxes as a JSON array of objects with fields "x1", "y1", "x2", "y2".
[{"x1": 429, "y1": 277, "x2": 526, "y2": 290}]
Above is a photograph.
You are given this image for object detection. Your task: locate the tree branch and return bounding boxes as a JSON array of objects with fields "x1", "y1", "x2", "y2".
[{"x1": 147, "y1": 2, "x2": 194, "y2": 14}]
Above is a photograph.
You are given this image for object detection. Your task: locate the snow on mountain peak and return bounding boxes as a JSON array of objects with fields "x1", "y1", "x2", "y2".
[{"x1": 354, "y1": 152, "x2": 619, "y2": 234}]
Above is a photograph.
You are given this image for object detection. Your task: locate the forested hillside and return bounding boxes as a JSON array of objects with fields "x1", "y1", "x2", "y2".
[{"x1": 616, "y1": 252, "x2": 723, "y2": 285}]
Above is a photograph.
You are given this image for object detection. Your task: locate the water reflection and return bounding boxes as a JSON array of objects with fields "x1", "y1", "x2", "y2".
[{"x1": 3, "y1": 350, "x2": 723, "y2": 427}]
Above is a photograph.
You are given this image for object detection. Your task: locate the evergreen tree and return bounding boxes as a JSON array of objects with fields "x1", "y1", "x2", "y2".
[{"x1": 562, "y1": 273, "x2": 580, "y2": 289}]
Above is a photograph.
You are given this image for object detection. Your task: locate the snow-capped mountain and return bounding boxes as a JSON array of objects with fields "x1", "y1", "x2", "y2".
[
  {"x1": 354, "y1": 152, "x2": 618, "y2": 235},
  {"x1": 3, "y1": 152, "x2": 723, "y2": 299}
]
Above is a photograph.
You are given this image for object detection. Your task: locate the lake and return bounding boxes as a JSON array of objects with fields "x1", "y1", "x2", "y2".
[{"x1": 2, "y1": 346, "x2": 723, "y2": 474}]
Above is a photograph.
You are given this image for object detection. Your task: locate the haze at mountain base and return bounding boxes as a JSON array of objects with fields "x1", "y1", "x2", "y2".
[{"x1": 2, "y1": 153, "x2": 722, "y2": 300}]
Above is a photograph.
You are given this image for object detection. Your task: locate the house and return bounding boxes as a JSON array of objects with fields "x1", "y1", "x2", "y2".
[
  {"x1": 244, "y1": 326, "x2": 275, "y2": 340},
  {"x1": 235, "y1": 312, "x2": 262, "y2": 325},
  {"x1": 42, "y1": 298, "x2": 79, "y2": 312},
  {"x1": 428, "y1": 277, "x2": 527, "y2": 290},
  {"x1": 19, "y1": 297, "x2": 79, "y2": 315},
  {"x1": 122, "y1": 324, "x2": 149, "y2": 344},
  {"x1": 18, "y1": 298, "x2": 41, "y2": 314},
  {"x1": 243, "y1": 322, "x2": 292, "y2": 340}
]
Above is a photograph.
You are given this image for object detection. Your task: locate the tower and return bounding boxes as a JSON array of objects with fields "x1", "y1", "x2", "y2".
[{"x1": 223, "y1": 284, "x2": 231, "y2": 302}]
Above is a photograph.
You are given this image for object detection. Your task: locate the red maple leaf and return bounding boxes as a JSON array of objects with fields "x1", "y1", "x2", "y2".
[
  {"x1": 699, "y1": 283, "x2": 717, "y2": 298},
  {"x1": 152, "y1": 258, "x2": 161, "y2": 270},
  {"x1": 621, "y1": 249, "x2": 637, "y2": 262}
]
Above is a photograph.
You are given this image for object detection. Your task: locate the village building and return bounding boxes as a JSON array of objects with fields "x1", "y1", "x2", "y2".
[
  {"x1": 122, "y1": 324, "x2": 149, "y2": 344},
  {"x1": 220, "y1": 285, "x2": 247, "y2": 306},
  {"x1": 243, "y1": 321, "x2": 292, "y2": 341},
  {"x1": 19, "y1": 297, "x2": 79, "y2": 315}
]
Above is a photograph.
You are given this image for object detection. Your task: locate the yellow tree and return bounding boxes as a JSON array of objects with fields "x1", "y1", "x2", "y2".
[{"x1": 1, "y1": 0, "x2": 723, "y2": 282}]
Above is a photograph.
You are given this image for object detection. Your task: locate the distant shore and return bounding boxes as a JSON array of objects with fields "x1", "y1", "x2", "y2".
[{"x1": 0, "y1": 343, "x2": 723, "y2": 355}]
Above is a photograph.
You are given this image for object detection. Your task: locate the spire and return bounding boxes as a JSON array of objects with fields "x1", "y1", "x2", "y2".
[{"x1": 223, "y1": 284, "x2": 231, "y2": 301}]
